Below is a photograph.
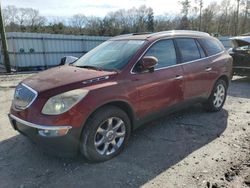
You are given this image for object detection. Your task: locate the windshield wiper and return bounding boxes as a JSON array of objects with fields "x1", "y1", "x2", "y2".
[
  {"x1": 75, "y1": 65, "x2": 103, "y2": 71},
  {"x1": 104, "y1": 68, "x2": 120, "y2": 73}
]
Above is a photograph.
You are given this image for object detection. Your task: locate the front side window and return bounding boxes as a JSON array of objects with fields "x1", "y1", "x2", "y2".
[
  {"x1": 175, "y1": 38, "x2": 201, "y2": 62},
  {"x1": 74, "y1": 40, "x2": 145, "y2": 71},
  {"x1": 143, "y1": 39, "x2": 177, "y2": 69}
]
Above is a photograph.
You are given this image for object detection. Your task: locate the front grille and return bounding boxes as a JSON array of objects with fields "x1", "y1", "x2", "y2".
[{"x1": 13, "y1": 84, "x2": 37, "y2": 110}]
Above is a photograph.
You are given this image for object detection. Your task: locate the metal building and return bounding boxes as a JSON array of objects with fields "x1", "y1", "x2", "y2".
[{"x1": 0, "y1": 32, "x2": 110, "y2": 70}]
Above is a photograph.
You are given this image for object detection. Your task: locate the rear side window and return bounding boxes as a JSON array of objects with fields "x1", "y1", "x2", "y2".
[
  {"x1": 196, "y1": 40, "x2": 206, "y2": 58},
  {"x1": 175, "y1": 38, "x2": 201, "y2": 62},
  {"x1": 144, "y1": 39, "x2": 177, "y2": 69},
  {"x1": 200, "y1": 38, "x2": 224, "y2": 56}
]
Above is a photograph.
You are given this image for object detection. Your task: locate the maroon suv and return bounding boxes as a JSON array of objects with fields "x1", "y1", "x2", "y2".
[{"x1": 9, "y1": 30, "x2": 233, "y2": 162}]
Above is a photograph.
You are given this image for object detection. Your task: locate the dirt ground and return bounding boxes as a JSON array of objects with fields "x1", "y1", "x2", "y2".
[{"x1": 0, "y1": 74, "x2": 249, "y2": 188}]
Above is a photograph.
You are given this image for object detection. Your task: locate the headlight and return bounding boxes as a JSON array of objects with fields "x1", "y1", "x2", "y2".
[{"x1": 42, "y1": 89, "x2": 89, "y2": 115}]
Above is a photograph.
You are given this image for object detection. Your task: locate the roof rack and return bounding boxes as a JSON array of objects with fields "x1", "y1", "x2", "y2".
[
  {"x1": 112, "y1": 33, "x2": 133, "y2": 39},
  {"x1": 113, "y1": 32, "x2": 152, "y2": 38},
  {"x1": 111, "y1": 30, "x2": 210, "y2": 40},
  {"x1": 147, "y1": 30, "x2": 210, "y2": 38}
]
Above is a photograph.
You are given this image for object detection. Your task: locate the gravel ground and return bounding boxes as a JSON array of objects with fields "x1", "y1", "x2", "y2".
[{"x1": 0, "y1": 74, "x2": 249, "y2": 188}]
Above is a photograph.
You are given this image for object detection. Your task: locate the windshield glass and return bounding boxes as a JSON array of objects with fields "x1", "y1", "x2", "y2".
[{"x1": 74, "y1": 40, "x2": 145, "y2": 71}]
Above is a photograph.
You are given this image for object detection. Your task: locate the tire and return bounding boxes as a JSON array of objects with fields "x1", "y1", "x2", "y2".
[
  {"x1": 203, "y1": 79, "x2": 228, "y2": 112},
  {"x1": 80, "y1": 105, "x2": 131, "y2": 162}
]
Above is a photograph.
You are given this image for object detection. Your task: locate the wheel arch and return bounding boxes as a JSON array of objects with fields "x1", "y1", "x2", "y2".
[
  {"x1": 207, "y1": 74, "x2": 230, "y2": 99},
  {"x1": 82, "y1": 100, "x2": 137, "y2": 132},
  {"x1": 217, "y1": 74, "x2": 229, "y2": 88}
]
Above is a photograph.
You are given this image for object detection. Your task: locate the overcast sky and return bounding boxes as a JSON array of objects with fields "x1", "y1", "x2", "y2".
[{"x1": 2, "y1": 0, "x2": 223, "y2": 18}]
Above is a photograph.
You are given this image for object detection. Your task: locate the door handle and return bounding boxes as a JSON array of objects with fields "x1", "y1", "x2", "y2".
[
  {"x1": 205, "y1": 67, "x2": 212, "y2": 72},
  {"x1": 175, "y1": 75, "x2": 183, "y2": 80}
]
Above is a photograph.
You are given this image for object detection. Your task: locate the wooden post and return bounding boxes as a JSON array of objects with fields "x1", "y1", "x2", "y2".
[{"x1": 0, "y1": 2, "x2": 11, "y2": 73}]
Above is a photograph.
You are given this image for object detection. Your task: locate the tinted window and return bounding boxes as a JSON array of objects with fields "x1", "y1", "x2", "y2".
[
  {"x1": 176, "y1": 38, "x2": 201, "y2": 62},
  {"x1": 144, "y1": 39, "x2": 177, "y2": 69},
  {"x1": 200, "y1": 38, "x2": 224, "y2": 56},
  {"x1": 196, "y1": 40, "x2": 206, "y2": 58}
]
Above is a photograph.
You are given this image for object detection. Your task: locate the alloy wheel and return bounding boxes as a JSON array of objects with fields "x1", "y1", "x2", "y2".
[
  {"x1": 94, "y1": 117, "x2": 126, "y2": 156},
  {"x1": 213, "y1": 84, "x2": 225, "y2": 108}
]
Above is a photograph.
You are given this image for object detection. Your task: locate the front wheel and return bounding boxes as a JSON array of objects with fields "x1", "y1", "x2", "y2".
[
  {"x1": 80, "y1": 105, "x2": 131, "y2": 162},
  {"x1": 203, "y1": 79, "x2": 228, "y2": 112}
]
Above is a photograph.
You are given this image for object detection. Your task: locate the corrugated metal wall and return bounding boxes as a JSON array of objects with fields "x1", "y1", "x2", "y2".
[
  {"x1": 1, "y1": 32, "x2": 110, "y2": 69},
  {"x1": 0, "y1": 32, "x2": 232, "y2": 69}
]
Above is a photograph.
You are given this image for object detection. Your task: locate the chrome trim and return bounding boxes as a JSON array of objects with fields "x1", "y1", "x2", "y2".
[
  {"x1": 205, "y1": 67, "x2": 212, "y2": 72},
  {"x1": 82, "y1": 76, "x2": 109, "y2": 85},
  {"x1": 147, "y1": 30, "x2": 210, "y2": 38},
  {"x1": 174, "y1": 75, "x2": 184, "y2": 80},
  {"x1": 130, "y1": 37, "x2": 225, "y2": 74},
  {"x1": 9, "y1": 114, "x2": 72, "y2": 130},
  {"x1": 14, "y1": 83, "x2": 38, "y2": 110}
]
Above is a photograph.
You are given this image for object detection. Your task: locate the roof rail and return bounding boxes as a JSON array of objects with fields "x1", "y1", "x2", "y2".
[
  {"x1": 147, "y1": 30, "x2": 210, "y2": 38},
  {"x1": 113, "y1": 32, "x2": 152, "y2": 38},
  {"x1": 132, "y1": 32, "x2": 152, "y2": 35},
  {"x1": 112, "y1": 33, "x2": 133, "y2": 39}
]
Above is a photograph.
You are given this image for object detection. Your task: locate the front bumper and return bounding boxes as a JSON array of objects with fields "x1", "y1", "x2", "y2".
[{"x1": 8, "y1": 114, "x2": 81, "y2": 156}]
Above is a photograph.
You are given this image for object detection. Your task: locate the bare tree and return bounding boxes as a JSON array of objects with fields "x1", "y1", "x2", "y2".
[
  {"x1": 235, "y1": 0, "x2": 241, "y2": 35},
  {"x1": 2, "y1": 5, "x2": 17, "y2": 25},
  {"x1": 70, "y1": 14, "x2": 87, "y2": 33},
  {"x1": 240, "y1": 0, "x2": 250, "y2": 34},
  {"x1": 85, "y1": 16, "x2": 103, "y2": 35},
  {"x1": 202, "y1": 3, "x2": 217, "y2": 33},
  {"x1": 179, "y1": 0, "x2": 191, "y2": 29},
  {"x1": 195, "y1": 0, "x2": 203, "y2": 30},
  {"x1": 2, "y1": 3, "x2": 250, "y2": 36},
  {"x1": 27, "y1": 9, "x2": 46, "y2": 28},
  {"x1": 15, "y1": 8, "x2": 30, "y2": 28}
]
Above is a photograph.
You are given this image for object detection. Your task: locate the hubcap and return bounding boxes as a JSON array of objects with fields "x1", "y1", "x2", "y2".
[
  {"x1": 94, "y1": 117, "x2": 126, "y2": 156},
  {"x1": 213, "y1": 84, "x2": 225, "y2": 108}
]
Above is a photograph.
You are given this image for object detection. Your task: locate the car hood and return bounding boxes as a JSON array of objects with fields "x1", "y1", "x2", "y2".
[
  {"x1": 22, "y1": 65, "x2": 117, "y2": 93},
  {"x1": 230, "y1": 36, "x2": 250, "y2": 47}
]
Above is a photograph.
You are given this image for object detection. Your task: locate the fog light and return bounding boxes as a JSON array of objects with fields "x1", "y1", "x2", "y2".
[{"x1": 38, "y1": 128, "x2": 70, "y2": 137}]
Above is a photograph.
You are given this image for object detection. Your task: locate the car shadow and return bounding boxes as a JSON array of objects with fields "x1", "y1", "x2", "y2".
[
  {"x1": 228, "y1": 76, "x2": 250, "y2": 99},
  {"x1": 0, "y1": 105, "x2": 228, "y2": 188}
]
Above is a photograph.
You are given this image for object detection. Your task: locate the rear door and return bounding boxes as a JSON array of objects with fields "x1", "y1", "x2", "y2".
[
  {"x1": 131, "y1": 39, "x2": 184, "y2": 118},
  {"x1": 175, "y1": 38, "x2": 210, "y2": 100}
]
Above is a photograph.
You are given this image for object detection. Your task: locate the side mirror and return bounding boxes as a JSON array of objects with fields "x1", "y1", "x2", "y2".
[
  {"x1": 60, "y1": 56, "x2": 78, "y2": 66},
  {"x1": 140, "y1": 56, "x2": 158, "y2": 72}
]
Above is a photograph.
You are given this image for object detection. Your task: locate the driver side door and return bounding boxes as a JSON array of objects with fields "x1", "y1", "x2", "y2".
[{"x1": 131, "y1": 39, "x2": 184, "y2": 119}]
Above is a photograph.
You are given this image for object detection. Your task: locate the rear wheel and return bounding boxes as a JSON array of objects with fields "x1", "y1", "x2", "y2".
[
  {"x1": 80, "y1": 105, "x2": 131, "y2": 162},
  {"x1": 203, "y1": 79, "x2": 227, "y2": 112}
]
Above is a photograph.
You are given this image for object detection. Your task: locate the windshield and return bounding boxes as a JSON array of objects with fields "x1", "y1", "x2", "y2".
[{"x1": 74, "y1": 40, "x2": 145, "y2": 71}]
